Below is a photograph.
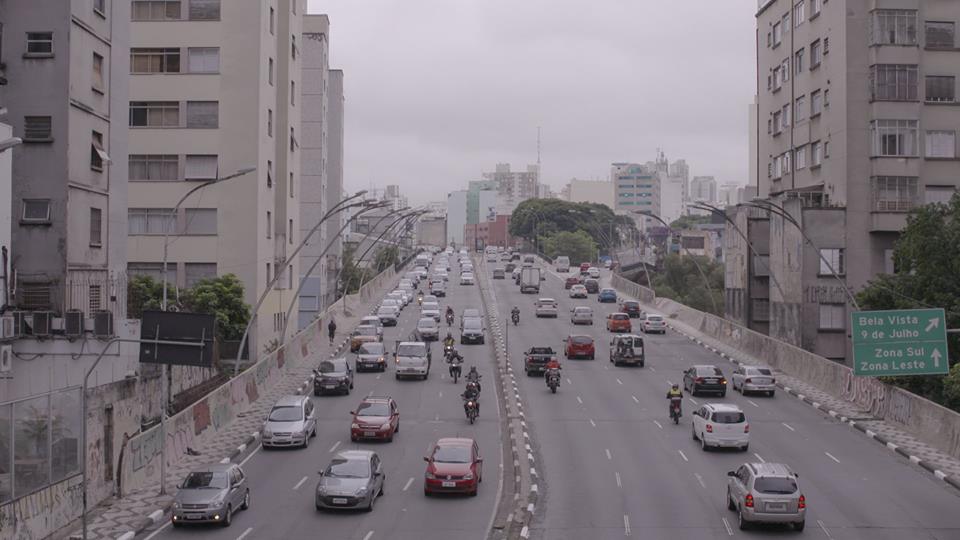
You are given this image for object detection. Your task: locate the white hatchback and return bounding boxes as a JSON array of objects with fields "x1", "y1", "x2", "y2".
[{"x1": 692, "y1": 403, "x2": 750, "y2": 452}]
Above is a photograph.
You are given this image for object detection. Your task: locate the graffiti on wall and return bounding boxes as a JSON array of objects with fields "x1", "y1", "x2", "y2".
[
  {"x1": 0, "y1": 476, "x2": 84, "y2": 540},
  {"x1": 841, "y1": 369, "x2": 888, "y2": 416}
]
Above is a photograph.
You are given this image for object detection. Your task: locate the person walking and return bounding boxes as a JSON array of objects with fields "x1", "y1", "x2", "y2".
[{"x1": 327, "y1": 317, "x2": 337, "y2": 346}]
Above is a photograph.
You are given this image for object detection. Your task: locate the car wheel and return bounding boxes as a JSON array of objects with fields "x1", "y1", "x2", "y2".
[
  {"x1": 172, "y1": 521, "x2": 182, "y2": 528},
  {"x1": 768, "y1": 390, "x2": 775, "y2": 397},
  {"x1": 221, "y1": 505, "x2": 232, "y2": 527},
  {"x1": 313, "y1": 390, "x2": 320, "y2": 397},
  {"x1": 303, "y1": 433, "x2": 310, "y2": 448},
  {"x1": 395, "y1": 374, "x2": 400, "y2": 380},
  {"x1": 470, "y1": 486, "x2": 478, "y2": 497},
  {"x1": 351, "y1": 435, "x2": 358, "y2": 443},
  {"x1": 741, "y1": 443, "x2": 749, "y2": 452},
  {"x1": 589, "y1": 354, "x2": 595, "y2": 360},
  {"x1": 738, "y1": 509, "x2": 749, "y2": 530},
  {"x1": 692, "y1": 425, "x2": 698, "y2": 441},
  {"x1": 366, "y1": 491, "x2": 376, "y2": 512},
  {"x1": 720, "y1": 391, "x2": 726, "y2": 398},
  {"x1": 424, "y1": 487, "x2": 431, "y2": 497},
  {"x1": 794, "y1": 520, "x2": 805, "y2": 532},
  {"x1": 727, "y1": 490, "x2": 736, "y2": 511},
  {"x1": 701, "y1": 435, "x2": 708, "y2": 452},
  {"x1": 242, "y1": 490, "x2": 250, "y2": 510}
]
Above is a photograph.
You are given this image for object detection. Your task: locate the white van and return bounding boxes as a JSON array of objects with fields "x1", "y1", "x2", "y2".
[{"x1": 554, "y1": 256, "x2": 570, "y2": 272}]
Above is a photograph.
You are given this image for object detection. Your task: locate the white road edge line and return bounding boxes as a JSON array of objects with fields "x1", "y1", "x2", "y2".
[
  {"x1": 624, "y1": 514, "x2": 632, "y2": 536},
  {"x1": 403, "y1": 477, "x2": 415, "y2": 491},
  {"x1": 722, "y1": 517, "x2": 734, "y2": 536},
  {"x1": 589, "y1": 419, "x2": 597, "y2": 427},
  {"x1": 329, "y1": 440, "x2": 341, "y2": 453},
  {"x1": 818, "y1": 519, "x2": 832, "y2": 538},
  {"x1": 236, "y1": 527, "x2": 254, "y2": 540},
  {"x1": 753, "y1": 452, "x2": 765, "y2": 463},
  {"x1": 616, "y1": 378, "x2": 623, "y2": 385},
  {"x1": 632, "y1": 395, "x2": 639, "y2": 403},
  {"x1": 653, "y1": 420, "x2": 663, "y2": 429},
  {"x1": 747, "y1": 400, "x2": 759, "y2": 407},
  {"x1": 782, "y1": 422, "x2": 796, "y2": 432},
  {"x1": 615, "y1": 472, "x2": 622, "y2": 488},
  {"x1": 238, "y1": 444, "x2": 261, "y2": 467},
  {"x1": 142, "y1": 522, "x2": 171, "y2": 540},
  {"x1": 363, "y1": 531, "x2": 374, "y2": 540},
  {"x1": 605, "y1": 449, "x2": 612, "y2": 460},
  {"x1": 678, "y1": 450, "x2": 689, "y2": 462},
  {"x1": 694, "y1": 473, "x2": 706, "y2": 489},
  {"x1": 292, "y1": 476, "x2": 308, "y2": 490},
  {"x1": 576, "y1": 396, "x2": 583, "y2": 404},
  {"x1": 825, "y1": 451, "x2": 841, "y2": 464}
]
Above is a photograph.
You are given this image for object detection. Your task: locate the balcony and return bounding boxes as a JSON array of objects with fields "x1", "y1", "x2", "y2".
[{"x1": 871, "y1": 177, "x2": 918, "y2": 231}]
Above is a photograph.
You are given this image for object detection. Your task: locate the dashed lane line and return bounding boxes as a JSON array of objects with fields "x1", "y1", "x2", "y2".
[
  {"x1": 782, "y1": 422, "x2": 796, "y2": 432},
  {"x1": 825, "y1": 452, "x2": 841, "y2": 464},
  {"x1": 292, "y1": 476, "x2": 308, "y2": 490}
]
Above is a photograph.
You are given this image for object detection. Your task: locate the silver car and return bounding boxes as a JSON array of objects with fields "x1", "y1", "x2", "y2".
[
  {"x1": 172, "y1": 463, "x2": 250, "y2": 527},
  {"x1": 535, "y1": 298, "x2": 559, "y2": 318},
  {"x1": 315, "y1": 450, "x2": 385, "y2": 512},
  {"x1": 377, "y1": 305, "x2": 399, "y2": 326},
  {"x1": 422, "y1": 302, "x2": 441, "y2": 322},
  {"x1": 731, "y1": 365, "x2": 777, "y2": 397},
  {"x1": 570, "y1": 306, "x2": 594, "y2": 325},
  {"x1": 727, "y1": 462, "x2": 806, "y2": 531},
  {"x1": 416, "y1": 317, "x2": 440, "y2": 341},
  {"x1": 261, "y1": 395, "x2": 317, "y2": 448}
]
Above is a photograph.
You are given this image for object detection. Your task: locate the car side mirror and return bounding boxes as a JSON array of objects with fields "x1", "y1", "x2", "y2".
[
  {"x1": 349, "y1": 411, "x2": 355, "y2": 415},
  {"x1": 423, "y1": 456, "x2": 430, "y2": 462},
  {"x1": 476, "y1": 458, "x2": 484, "y2": 463},
  {"x1": 319, "y1": 470, "x2": 325, "y2": 476},
  {"x1": 727, "y1": 471, "x2": 736, "y2": 477}
]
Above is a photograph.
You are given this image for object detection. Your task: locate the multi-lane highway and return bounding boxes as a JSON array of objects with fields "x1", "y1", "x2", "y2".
[
  {"x1": 490, "y1": 265, "x2": 960, "y2": 540},
  {"x1": 141, "y1": 259, "x2": 502, "y2": 540}
]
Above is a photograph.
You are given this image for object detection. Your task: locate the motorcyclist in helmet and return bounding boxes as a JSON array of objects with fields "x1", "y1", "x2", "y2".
[
  {"x1": 462, "y1": 382, "x2": 480, "y2": 415},
  {"x1": 465, "y1": 366, "x2": 482, "y2": 393},
  {"x1": 666, "y1": 383, "x2": 683, "y2": 416},
  {"x1": 443, "y1": 332, "x2": 455, "y2": 348},
  {"x1": 544, "y1": 357, "x2": 562, "y2": 382}
]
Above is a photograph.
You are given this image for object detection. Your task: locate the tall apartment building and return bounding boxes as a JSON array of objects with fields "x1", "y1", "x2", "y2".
[
  {"x1": 2, "y1": 0, "x2": 130, "y2": 318},
  {"x1": 690, "y1": 175, "x2": 718, "y2": 203},
  {"x1": 126, "y1": 0, "x2": 304, "y2": 353},
  {"x1": 612, "y1": 162, "x2": 660, "y2": 229},
  {"x1": 481, "y1": 163, "x2": 539, "y2": 214},
  {"x1": 730, "y1": 0, "x2": 960, "y2": 362},
  {"x1": 446, "y1": 190, "x2": 468, "y2": 246},
  {"x1": 562, "y1": 178, "x2": 615, "y2": 208},
  {"x1": 324, "y1": 68, "x2": 345, "y2": 307}
]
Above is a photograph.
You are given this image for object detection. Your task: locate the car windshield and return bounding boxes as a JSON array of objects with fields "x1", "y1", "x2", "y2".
[
  {"x1": 397, "y1": 344, "x2": 426, "y2": 356},
  {"x1": 711, "y1": 411, "x2": 745, "y2": 423},
  {"x1": 377, "y1": 308, "x2": 396, "y2": 316},
  {"x1": 748, "y1": 368, "x2": 773, "y2": 376},
  {"x1": 530, "y1": 347, "x2": 554, "y2": 354},
  {"x1": 320, "y1": 360, "x2": 346, "y2": 373},
  {"x1": 647, "y1": 315, "x2": 663, "y2": 322},
  {"x1": 418, "y1": 319, "x2": 437, "y2": 329},
  {"x1": 268, "y1": 406, "x2": 302, "y2": 422},
  {"x1": 574, "y1": 307, "x2": 591, "y2": 314},
  {"x1": 463, "y1": 309, "x2": 480, "y2": 318},
  {"x1": 570, "y1": 336, "x2": 593, "y2": 344},
  {"x1": 359, "y1": 343, "x2": 385, "y2": 355},
  {"x1": 624, "y1": 302, "x2": 639, "y2": 308},
  {"x1": 432, "y1": 446, "x2": 472, "y2": 463},
  {"x1": 325, "y1": 458, "x2": 370, "y2": 479},
  {"x1": 697, "y1": 367, "x2": 724, "y2": 376},
  {"x1": 612, "y1": 314, "x2": 628, "y2": 320},
  {"x1": 754, "y1": 476, "x2": 798, "y2": 494},
  {"x1": 356, "y1": 402, "x2": 392, "y2": 417},
  {"x1": 463, "y1": 319, "x2": 482, "y2": 330},
  {"x1": 601, "y1": 289, "x2": 614, "y2": 294},
  {"x1": 423, "y1": 302, "x2": 439, "y2": 310},
  {"x1": 182, "y1": 471, "x2": 229, "y2": 490},
  {"x1": 355, "y1": 326, "x2": 377, "y2": 336}
]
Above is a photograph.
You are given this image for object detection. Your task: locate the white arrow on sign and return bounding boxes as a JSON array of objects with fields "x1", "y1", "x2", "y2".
[
  {"x1": 925, "y1": 318, "x2": 940, "y2": 333},
  {"x1": 931, "y1": 348, "x2": 942, "y2": 368}
]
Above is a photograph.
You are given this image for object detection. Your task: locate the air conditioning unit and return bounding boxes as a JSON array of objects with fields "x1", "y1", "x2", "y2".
[
  {"x1": 64, "y1": 310, "x2": 84, "y2": 338},
  {"x1": 93, "y1": 310, "x2": 114, "y2": 338},
  {"x1": 12, "y1": 311, "x2": 30, "y2": 336},
  {"x1": 0, "y1": 345, "x2": 11, "y2": 373},
  {"x1": 32, "y1": 311, "x2": 53, "y2": 337},
  {"x1": 0, "y1": 316, "x2": 16, "y2": 340}
]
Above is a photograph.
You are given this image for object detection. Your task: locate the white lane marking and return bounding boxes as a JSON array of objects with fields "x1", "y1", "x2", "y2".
[
  {"x1": 238, "y1": 445, "x2": 261, "y2": 467},
  {"x1": 694, "y1": 473, "x2": 706, "y2": 489},
  {"x1": 363, "y1": 532, "x2": 374, "y2": 540},
  {"x1": 576, "y1": 396, "x2": 583, "y2": 404},
  {"x1": 615, "y1": 472, "x2": 622, "y2": 488},
  {"x1": 402, "y1": 477, "x2": 415, "y2": 491},
  {"x1": 329, "y1": 440, "x2": 342, "y2": 453},
  {"x1": 605, "y1": 449, "x2": 612, "y2": 460},
  {"x1": 566, "y1": 378, "x2": 572, "y2": 385},
  {"x1": 825, "y1": 451, "x2": 841, "y2": 464},
  {"x1": 747, "y1": 400, "x2": 759, "y2": 407},
  {"x1": 649, "y1": 367, "x2": 656, "y2": 372},
  {"x1": 653, "y1": 420, "x2": 663, "y2": 429},
  {"x1": 631, "y1": 395, "x2": 639, "y2": 403},
  {"x1": 624, "y1": 514, "x2": 632, "y2": 536},
  {"x1": 616, "y1": 378, "x2": 623, "y2": 385},
  {"x1": 666, "y1": 380, "x2": 673, "y2": 386},
  {"x1": 782, "y1": 422, "x2": 796, "y2": 432},
  {"x1": 753, "y1": 452, "x2": 765, "y2": 463},
  {"x1": 721, "y1": 517, "x2": 734, "y2": 536},
  {"x1": 292, "y1": 476, "x2": 308, "y2": 490},
  {"x1": 589, "y1": 419, "x2": 597, "y2": 427},
  {"x1": 438, "y1": 391, "x2": 443, "y2": 398},
  {"x1": 236, "y1": 527, "x2": 254, "y2": 540},
  {"x1": 688, "y1": 398, "x2": 699, "y2": 405},
  {"x1": 142, "y1": 522, "x2": 171, "y2": 540},
  {"x1": 818, "y1": 519, "x2": 833, "y2": 538},
  {"x1": 678, "y1": 450, "x2": 689, "y2": 462}
]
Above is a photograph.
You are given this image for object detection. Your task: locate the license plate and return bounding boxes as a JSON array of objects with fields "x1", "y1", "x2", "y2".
[
  {"x1": 186, "y1": 514, "x2": 202, "y2": 520},
  {"x1": 441, "y1": 481, "x2": 456, "y2": 488},
  {"x1": 332, "y1": 498, "x2": 348, "y2": 505},
  {"x1": 766, "y1": 502, "x2": 786, "y2": 511},
  {"x1": 324, "y1": 385, "x2": 336, "y2": 389},
  {"x1": 364, "y1": 431, "x2": 376, "y2": 437}
]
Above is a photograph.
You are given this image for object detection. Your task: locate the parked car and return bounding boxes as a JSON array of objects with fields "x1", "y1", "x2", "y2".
[
  {"x1": 619, "y1": 300, "x2": 642, "y2": 318},
  {"x1": 571, "y1": 306, "x2": 594, "y2": 325},
  {"x1": 564, "y1": 275, "x2": 582, "y2": 289},
  {"x1": 641, "y1": 313, "x2": 667, "y2": 334},
  {"x1": 564, "y1": 334, "x2": 595, "y2": 359},
  {"x1": 315, "y1": 450, "x2": 385, "y2": 512},
  {"x1": 350, "y1": 325, "x2": 381, "y2": 352},
  {"x1": 731, "y1": 365, "x2": 777, "y2": 396},
  {"x1": 605, "y1": 312, "x2": 632, "y2": 333},
  {"x1": 314, "y1": 358, "x2": 354, "y2": 396},
  {"x1": 171, "y1": 463, "x2": 250, "y2": 527},
  {"x1": 692, "y1": 403, "x2": 750, "y2": 452},
  {"x1": 423, "y1": 438, "x2": 483, "y2": 497},
  {"x1": 597, "y1": 288, "x2": 617, "y2": 303},
  {"x1": 262, "y1": 395, "x2": 317, "y2": 448},
  {"x1": 583, "y1": 278, "x2": 600, "y2": 294},
  {"x1": 683, "y1": 365, "x2": 727, "y2": 397},
  {"x1": 350, "y1": 396, "x2": 399, "y2": 442},
  {"x1": 535, "y1": 298, "x2": 559, "y2": 318},
  {"x1": 356, "y1": 342, "x2": 388, "y2": 372},
  {"x1": 726, "y1": 463, "x2": 806, "y2": 531},
  {"x1": 493, "y1": 268, "x2": 506, "y2": 279}
]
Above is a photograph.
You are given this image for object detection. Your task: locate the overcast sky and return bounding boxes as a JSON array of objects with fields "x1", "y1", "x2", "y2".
[{"x1": 307, "y1": 0, "x2": 758, "y2": 204}]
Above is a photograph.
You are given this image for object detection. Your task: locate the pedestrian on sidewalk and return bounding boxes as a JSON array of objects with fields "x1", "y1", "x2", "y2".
[{"x1": 328, "y1": 317, "x2": 337, "y2": 346}]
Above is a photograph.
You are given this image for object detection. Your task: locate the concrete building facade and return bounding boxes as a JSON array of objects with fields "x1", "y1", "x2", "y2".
[
  {"x1": 416, "y1": 216, "x2": 447, "y2": 247},
  {"x1": 324, "y1": 68, "x2": 345, "y2": 306},
  {"x1": 690, "y1": 175, "x2": 718, "y2": 203},
  {"x1": 481, "y1": 163, "x2": 539, "y2": 214},
  {"x1": 126, "y1": 0, "x2": 305, "y2": 352},
  {"x1": 562, "y1": 178, "x2": 615, "y2": 209},
  {"x1": 0, "y1": 122, "x2": 13, "y2": 309},
  {"x1": 446, "y1": 190, "x2": 468, "y2": 246},
  {"x1": 612, "y1": 163, "x2": 660, "y2": 229},
  {"x1": 463, "y1": 214, "x2": 516, "y2": 251}
]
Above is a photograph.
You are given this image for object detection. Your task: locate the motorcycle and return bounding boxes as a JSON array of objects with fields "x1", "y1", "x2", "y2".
[
  {"x1": 417, "y1": 294, "x2": 423, "y2": 306},
  {"x1": 448, "y1": 359, "x2": 462, "y2": 383},
  {"x1": 464, "y1": 398, "x2": 478, "y2": 424},
  {"x1": 546, "y1": 371, "x2": 560, "y2": 394},
  {"x1": 511, "y1": 311, "x2": 520, "y2": 326},
  {"x1": 445, "y1": 312, "x2": 455, "y2": 327},
  {"x1": 465, "y1": 378, "x2": 481, "y2": 395},
  {"x1": 669, "y1": 397, "x2": 683, "y2": 424},
  {"x1": 443, "y1": 343, "x2": 455, "y2": 358}
]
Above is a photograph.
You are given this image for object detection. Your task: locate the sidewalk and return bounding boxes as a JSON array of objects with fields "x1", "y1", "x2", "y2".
[{"x1": 60, "y1": 284, "x2": 395, "y2": 540}]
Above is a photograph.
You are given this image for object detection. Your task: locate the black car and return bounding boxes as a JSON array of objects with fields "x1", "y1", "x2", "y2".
[
  {"x1": 583, "y1": 278, "x2": 600, "y2": 294},
  {"x1": 620, "y1": 301, "x2": 642, "y2": 318},
  {"x1": 682, "y1": 365, "x2": 727, "y2": 397},
  {"x1": 314, "y1": 358, "x2": 355, "y2": 396}
]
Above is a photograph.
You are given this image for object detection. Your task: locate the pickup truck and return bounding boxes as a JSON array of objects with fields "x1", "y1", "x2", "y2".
[{"x1": 524, "y1": 346, "x2": 557, "y2": 376}]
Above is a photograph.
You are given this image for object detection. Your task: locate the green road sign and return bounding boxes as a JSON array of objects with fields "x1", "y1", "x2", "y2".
[{"x1": 851, "y1": 308, "x2": 949, "y2": 377}]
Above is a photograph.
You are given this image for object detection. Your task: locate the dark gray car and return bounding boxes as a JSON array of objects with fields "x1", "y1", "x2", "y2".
[
  {"x1": 314, "y1": 358, "x2": 354, "y2": 395},
  {"x1": 172, "y1": 463, "x2": 250, "y2": 527},
  {"x1": 315, "y1": 450, "x2": 385, "y2": 512}
]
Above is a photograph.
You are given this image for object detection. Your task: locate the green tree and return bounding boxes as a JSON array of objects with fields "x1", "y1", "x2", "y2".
[
  {"x1": 339, "y1": 245, "x2": 373, "y2": 296},
  {"x1": 542, "y1": 230, "x2": 598, "y2": 266},
  {"x1": 669, "y1": 214, "x2": 712, "y2": 230},
  {"x1": 856, "y1": 192, "x2": 960, "y2": 410},
  {"x1": 127, "y1": 275, "x2": 164, "y2": 319},
  {"x1": 510, "y1": 199, "x2": 636, "y2": 254},
  {"x1": 647, "y1": 253, "x2": 724, "y2": 315},
  {"x1": 374, "y1": 246, "x2": 399, "y2": 272},
  {"x1": 181, "y1": 274, "x2": 251, "y2": 341}
]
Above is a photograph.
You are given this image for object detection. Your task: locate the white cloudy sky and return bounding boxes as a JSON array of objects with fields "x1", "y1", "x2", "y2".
[{"x1": 307, "y1": 0, "x2": 758, "y2": 204}]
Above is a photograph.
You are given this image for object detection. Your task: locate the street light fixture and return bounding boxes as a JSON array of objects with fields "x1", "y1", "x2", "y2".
[
  {"x1": 0, "y1": 137, "x2": 23, "y2": 153},
  {"x1": 348, "y1": 210, "x2": 427, "y2": 304}
]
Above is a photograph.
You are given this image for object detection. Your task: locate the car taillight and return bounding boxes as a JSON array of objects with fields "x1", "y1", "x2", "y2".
[
  {"x1": 798, "y1": 494, "x2": 806, "y2": 509},
  {"x1": 705, "y1": 424, "x2": 713, "y2": 433},
  {"x1": 771, "y1": 378, "x2": 776, "y2": 384},
  {"x1": 744, "y1": 494, "x2": 754, "y2": 508},
  {"x1": 744, "y1": 378, "x2": 752, "y2": 384},
  {"x1": 744, "y1": 424, "x2": 750, "y2": 433},
  {"x1": 695, "y1": 377, "x2": 704, "y2": 383}
]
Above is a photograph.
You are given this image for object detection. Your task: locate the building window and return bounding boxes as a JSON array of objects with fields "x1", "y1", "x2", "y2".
[
  {"x1": 870, "y1": 64, "x2": 919, "y2": 101},
  {"x1": 128, "y1": 262, "x2": 165, "y2": 281},
  {"x1": 289, "y1": 172, "x2": 294, "y2": 197},
  {"x1": 268, "y1": 57, "x2": 274, "y2": 85},
  {"x1": 289, "y1": 218, "x2": 294, "y2": 244},
  {"x1": 130, "y1": 154, "x2": 179, "y2": 181},
  {"x1": 267, "y1": 108, "x2": 273, "y2": 136},
  {"x1": 818, "y1": 303, "x2": 846, "y2": 330},
  {"x1": 871, "y1": 9, "x2": 918, "y2": 45},
  {"x1": 184, "y1": 208, "x2": 217, "y2": 235},
  {"x1": 794, "y1": 48, "x2": 804, "y2": 73},
  {"x1": 782, "y1": 12, "x2": 791, "y2": 32},
  {"x1": 267, "y1": 160, "x2": 273, "y2": 188},
  {"x1": 26, "y1": 32, "x2": 53, "y2": 55},
  {"x1": 187, "y1": 47, "x2": 219, "y2": 73},
  {"x1": 131, "y1": 1, "x2": 181, "y2": 20},
  {"x1": 782, "y1": 103, "x2": 791, "y2": 128},
  {"x1": 184, "y1": 154, "x2": 218, "y2": 179},
  {"x1": 90, "y1": 208, "x2": 103, "y2": 246},
  {"x1": 926, "y1": 75, "x2": 955, "y2": 102},
  {"x1": 129, "y1": 101, "x2": 179, "y2": 127},
  {"x1": 773, "y1": 22, "x2": 782, "y2": 46},
  {"x1": 811, "y1": 141, "x2": 823, "y2": 166},
  {"x1": 290, "y1": 127, "x2": 296, "y2": 152},
  {"x1": 130, "y1": 48, "x2": 180, "y2": 73},
  {"x1": 772, "y1": 111, "x2": 782, "y2": 134},
  {"x1": 92, "y1": 52, "x2": 104, "y2": 90},
  {"x1": 23, "y1": 115, "x2": 53, "y2": 142},
  {"x1": 925, "y1": 21, "x2": 955, "y2": 49},
  {"x1": 795, "y1": 95, "x2": 806, "y2": 122},
  {"x1": 188, "y1": 0, "x2": 220, "y2": 20},
  {"x1": 884, "y1": 249, "x2": 896, "y2": 274},
  {"x1": 269, "y1": 6, "x2": 275, "y2": 34},
  {"x1": 266, "y1": 210, "x2": 272, "y2": 238},
  {"x1": 291, "y1": 34, "x2": 297, "y2": 59},
  {"x1": 872, "y1": 176, "x2": 919, "y2": 212},
  {"x1": 925, "y1": 130, "x2": 956, "y2": 158},
  {"x1": 781, "y1": 58, "x2": 790, "y2": 82},
  {"x1": 794, "y1": 1, "x2": 804, "y2": 26},
  {"x1": 94, "y1": 0, "x2": 106, "y2": 15},
  {"x1": 810, "y1": 90, "x2": 823, "y2": 116},
  {"x1": 795, "y1": 145, "x2": 806, "y2": 169},
  {"x1": 925, "y1": 185, "x2": 957, "y2": 205},
  {"x1": 810, "y1": 0, "x2": 821, "y2": 17},
  {"x1": 128, "y1": 208, "x2": 174, "y2": 234},
  {"x1": 185, "y1": 263, "x2": 217, "y2": 287},
  {"x1": 810, "y1": 39, "x2": 822, "y2": 67},
  {"x1": 185, "y1": 101, "x2": 218, "y2": 128},
  {"x1": 291, "y1": 80, "x2": 296, "y2": 105},
  {"x1": 90, "y1": 131, "x2": 107, "y2": 170},
  {"x1": 872, "y1": 119, "x2": 919, "y2": 157},
  {"x1": 266, "y1": 263, "x2": 271, "y2": 287},
  {"x1": 22, "y1": 199, "x2": 51, "y2": 223},
  {"x1": 819, "y1": 248, "x2": 845, "y2": 275}
]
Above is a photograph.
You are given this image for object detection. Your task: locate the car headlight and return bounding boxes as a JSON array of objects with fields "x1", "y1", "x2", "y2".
[
  {"x1": 380, "y1": 422, "x2": 392, "y2": 430},
  {"x1": 317, "y1": 485, "x2": 328, "y2": 496},
  {"x1": 356, "y1": 487, "x2": 368, "y2": 497},
  {"x1": 351, "y1": 423, "x2": 360, "y2": 429},
  {"x1": 262, "y1": 427, "x2": 272, "y2": 437},
  {"x1": 463, "y1": 473, "x2": 474, "y2": 480},
  {"x1": 172, "y1": 502, "x2": 180, "y2": 509},
  {"x1": 425, "y1": 472, "x2": 436, "y2": 480}
]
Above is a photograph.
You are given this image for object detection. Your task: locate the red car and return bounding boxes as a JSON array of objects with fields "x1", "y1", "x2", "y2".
[
  {"x1": 564, "y1": 275, "x2": 582, "y2": 289},
  {"x1": 579, "y1": 262, "x2": 591, "y2": 275},
  {"x1": 564, "y1": 334, "x2": 595, "y2": 360},
  {"x1": 423, "y1": 438, "x2": 483, "y2": 496},
  {"x1": 606, "y1": 312, "x2": 632, "y2": 333},
  {"x1": 350, "y1": 396, "x2": 399, "y2": 442}
]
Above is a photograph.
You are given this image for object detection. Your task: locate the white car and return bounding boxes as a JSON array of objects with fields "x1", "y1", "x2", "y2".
[
  {"x1": 570, "y1": 306, "x2": 593, "y2": 325},
  {"x1": 460, "y1": 272, "x2": 475, "y2": 285},
  {"x1": 421, "y1": 302, "x2": 441, "y2": 321},
  {"x1": 641, "y1": 313, "x2": 667, "y2": 334},
  {"x1": 535, "y1": 298, "x2": 559, "y2": 318},
  {"x1": 587, "y1": 267, "x2": 601, "y2": 279},
  {"x1": 569, "y1": 285, "x2": 588, "y2": 299},
  {"x1": 380, "y1": 298, "x2": 401, "y2": 312},
  {"x1": 731, "y1": 365, "x2": 777, "y2": 397},
  {"x1": 360, "y1": 316, "x2": 384, "y2": 337},
  {"x1": 691, "y1": 403, "x2": 750, "y2": 452}
]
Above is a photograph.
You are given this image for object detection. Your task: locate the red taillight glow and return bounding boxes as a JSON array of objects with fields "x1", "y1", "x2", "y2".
[
  {"x1": 695, "y1": 377, "x2": 704, "y2": 383},
  {"x1": 744, "y1": 424, "x2": 750, "y2": 433},
  {"x1": 706, "y1": 424, "x2": 713, "y2": 433},
  {"x1": 744, "y1": 378, "x2": 752, "y2": 384},
  {"x1": 798, "y1": 494, "x2": 806, "y2": 509},
  {"x1": 745, "y1": 494, "x2": 754, "y2": 508}
]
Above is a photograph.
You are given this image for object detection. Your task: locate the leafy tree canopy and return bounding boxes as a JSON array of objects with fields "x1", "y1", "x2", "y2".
[
  {"x1": 541, "y1": 230, "x2": 598, "y2": 266},
  {"x1": 127, "y1": 273, "x2": 251, "y2": 340},
  {"x1": 510, "y1": 199, "x2": 636, "y2": 251}
]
